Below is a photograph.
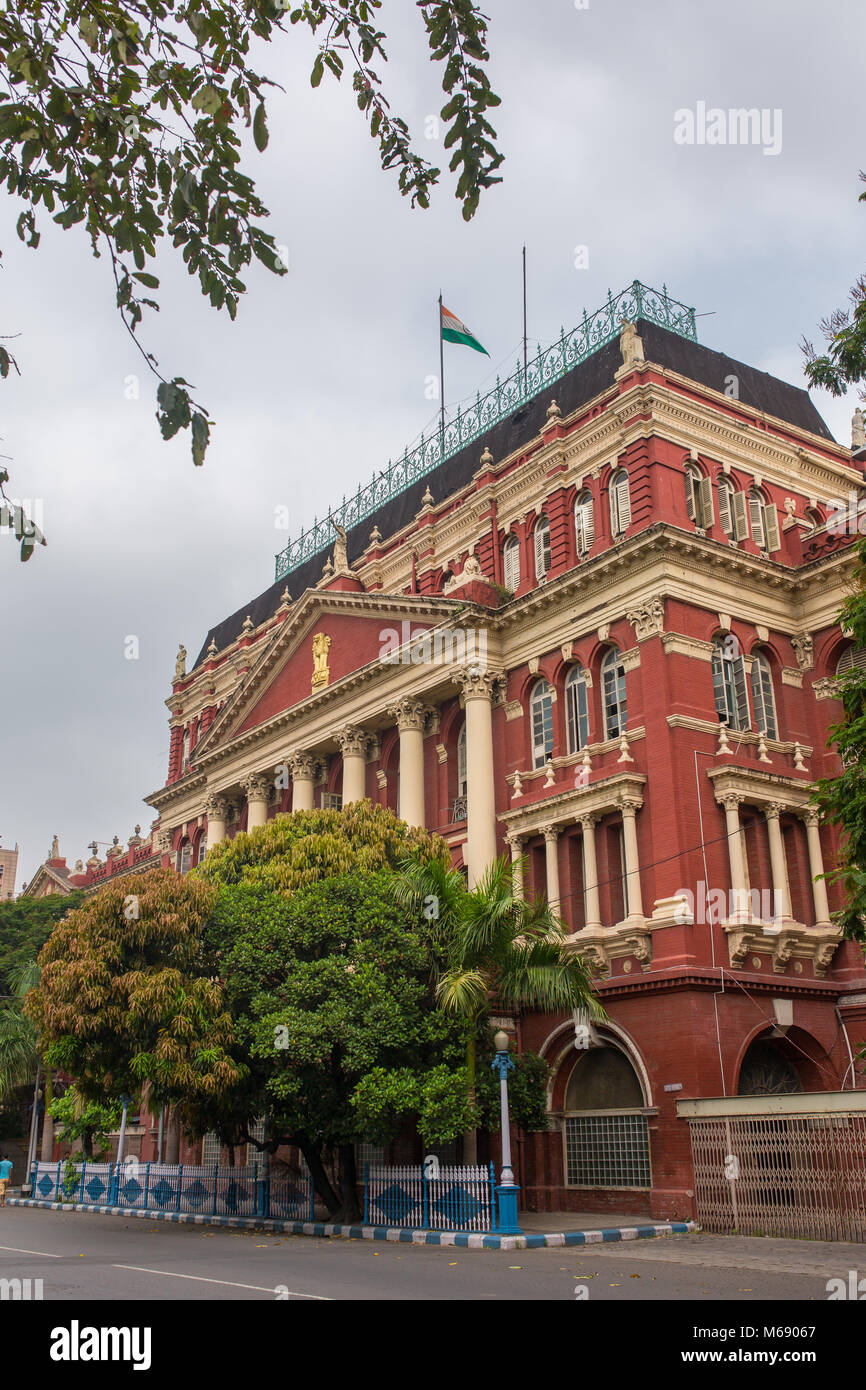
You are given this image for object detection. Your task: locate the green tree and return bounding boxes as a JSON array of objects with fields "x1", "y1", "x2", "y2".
[
  {"x1": 24, "y1": 868, "x2": 243, "y2": 1123},
  {"x1": 0, "y1": 889, "x2": 84, "y2": 996},
  {"x1": 50, "y1": 1086, "x2": 122, "y2": 1159},
  {"x1": 394, "y1": 855, "x2": 603, "y2": 1163},
  {"x1": 210, "y1": 867, "x2": 467, "y2": 1221},
  {"x1": 0, "y1": 0, "x2": 502, "y2": 471},
  {"x1": 802, "y1": 173, "x2": 866, "y2": 406},
  {"x1": 0, "y1": 959, "x2": 40, "y2": 1101}
]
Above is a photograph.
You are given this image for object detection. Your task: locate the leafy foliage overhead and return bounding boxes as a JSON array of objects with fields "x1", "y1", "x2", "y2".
[
  {"x1": 0, "y1": 0, "x2": 503, "y2": 466},
  {"x1": 0, "y1": 888, "x2": 83, "y2": 996}
]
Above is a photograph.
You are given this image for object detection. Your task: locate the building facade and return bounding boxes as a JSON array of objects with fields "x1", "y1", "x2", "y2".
[
  {"x1": 0, "y1": 838, "x2": 18, "y2": 900},
  {"x1": 141, "y1": 285, "x2": 866, "y2": 1214}
]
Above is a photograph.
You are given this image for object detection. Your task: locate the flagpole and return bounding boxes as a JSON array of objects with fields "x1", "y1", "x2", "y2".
[
  {"x1": 522, "y1": 245, "x2": 528, "y2": 388},
  {"x1": 438, "y1": 291, "x2": 445, "y2": 457}
]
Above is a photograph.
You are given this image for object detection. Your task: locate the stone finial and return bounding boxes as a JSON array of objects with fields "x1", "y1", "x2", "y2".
[
  {"x1": 757, "y1": 732, "x2": 771, "y2": 764},
  {"x1": 545, "y1": 399, "x2": 562, "y2": 423},
  {"x1": 511, "y1": 771, "x2": 524, "y2": 799},
  {"x1": 543, "y1": 758, "x2": 556, "y2": 788},
  {"x1": 421, "y1": 484, "x2": 434, "y2": 507},
  {"x1": 240, "y1": 615, "x2": 254, "y2": 637},
  {"x1": 322, "y1": 555, "x2": 334, "y2": 577},
  {"x1": 174, "y1": 643, "x2": 187, "y2": 680},
  {"x1": 279, "y1": 586, "x2": 291, "y2": 608},
  {"x1": 480, "y1": 446, "x2": 494, "y2": 467},
  {"x1": 617, "y1": 734, "x2": 634, "y2": 763},
  {"x1": 852, "y1": 407, "x2": 866, "y2": 451},
  {"x1": 793, "y1": 741, "x2": 806, "y2": 771},
  {"x1": 206, "y1": 638, "x2": 218, "y2": 658},
  {"x1": 369, "y1": 524, "x2": 382, "y2": 546},
  {"x1": 717, "y1": 723, "x2": 731, "y2": 754}
]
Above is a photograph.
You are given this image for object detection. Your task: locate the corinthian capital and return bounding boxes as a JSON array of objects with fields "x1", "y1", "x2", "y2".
[
  {"x1": 242, "y1": 773, "x2": 271, "y2": 803},
  {"x1": 287, "y1": 751, "x2": 320, "y2": 781},
  {"x1": 205, "y1": 793, "x2": 229, "y2": 820},
  {"x1": 454, "y1": 666, "x2": 499, "y2": 702},
  {"x1": 336, "y1": 725, "x2": 369, "y2": 757},
  {"x1": 389, "y1": 696, "x2": 428, "y2": 732}
]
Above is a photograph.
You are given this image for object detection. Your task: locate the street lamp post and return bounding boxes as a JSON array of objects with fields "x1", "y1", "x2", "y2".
[{"x1": 491, "y1": 1029, "x2": 522, "y2": 1235}]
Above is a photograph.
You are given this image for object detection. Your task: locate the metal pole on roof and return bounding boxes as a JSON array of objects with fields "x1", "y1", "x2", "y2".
[{"x1": 438, "y1": 291, "x2": 446, "y2": 459}]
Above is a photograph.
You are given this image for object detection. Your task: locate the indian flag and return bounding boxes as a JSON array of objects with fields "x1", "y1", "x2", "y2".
[{"x1": 441, "y1": 304, "x2": 489, "y2": 355}]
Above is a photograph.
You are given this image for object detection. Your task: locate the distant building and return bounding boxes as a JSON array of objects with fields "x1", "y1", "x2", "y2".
[
  {"x1": 20, "y1": 830, "x2": 162, "y2": 898},
  {"x1": 0, "y1": 839, "x2": 19, "y2": 900}
]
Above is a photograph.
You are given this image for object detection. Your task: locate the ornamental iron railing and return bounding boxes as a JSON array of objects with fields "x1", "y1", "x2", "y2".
[
  {"x1": 28, "y1": 1161, "x2": 314, "y2": 1222},
  {"x1": 364, "y1": 1162, "x2": 497, "y2": 1231},
  {"x1": 274, "y1": 281, "x2": 698, "y2": 581}
]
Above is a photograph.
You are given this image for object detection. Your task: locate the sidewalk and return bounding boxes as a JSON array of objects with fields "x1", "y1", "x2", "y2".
[{"x1": 6, "y1": 1194, "x2": 698, "y2": 1250}]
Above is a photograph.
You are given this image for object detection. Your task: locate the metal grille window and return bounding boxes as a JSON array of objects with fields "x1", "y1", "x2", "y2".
[
  {"x1": 750, "y1": 651, "x2": 778, "y2": 738},
  {"x1": 530, "y1": 678, "x2": 554, "y2": 768},
  {"x1": 601, "y1": 648, "x2": 627, "y2": 739},
  {"x1": 202, "y1": 1131, "x2": 222, "y2": 1165},
  {"x1": 246, "y1": 1117, "x2": 266, "y2": 1165},
  {"x1": 565, "y1": 1113, "x2": 651, "y2": 1188},
  {"x1": 837, "y1": 645, "x2": 866, "y2": 676},
  {"x1": 503, "y1": 534, "x2": 520, "y2": 591},
  {"x1": 565, "y1": 665, "x2": 590, "y2": 752}
]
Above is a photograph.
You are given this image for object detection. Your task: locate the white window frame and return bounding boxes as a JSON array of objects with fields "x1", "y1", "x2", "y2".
[
  {"x1": 712, "y1": 638, "x2": 751, "y2": 731},
  {"x1": 601, "y1": 648, "x2": 627, "y2": 739},
  {"x1": 177, "y1": 840, "x2": 192, "y2": 875},
  {"x1": 750, "y1": 651, "x2": 778, "y2": 739},
  {"x1": 565, "y1": 666, "x2": 590, "y2": 753},
  {"x1": 456, "y1": 722, "x2": 467, "y2": 797},
  {"x1": 530, "y1": 678, "x2": 554, "y2": 768}
]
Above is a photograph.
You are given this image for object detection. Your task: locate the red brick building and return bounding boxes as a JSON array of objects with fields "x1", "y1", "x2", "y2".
[{"x1": 142, "y1": 284, "x2": 866, "y2": 1214}]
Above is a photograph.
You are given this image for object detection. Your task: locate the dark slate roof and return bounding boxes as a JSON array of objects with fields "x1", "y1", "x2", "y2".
[{"x1": 193, "y1": 320, "x2": 834, "y2": 666}]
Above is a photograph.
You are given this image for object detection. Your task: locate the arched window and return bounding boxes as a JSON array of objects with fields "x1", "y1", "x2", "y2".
[
  {"x1": 564, "y1": 1047, "x2": 650, "y2": 1188},
  {"x1": 837, "y1": 645, "x2": 866, "y2": 676},
  {"x1": 503, "y1": 533, "x2": 520, "y2": 591},
  {"x1": 805, "y1": 507, "x2": 823, "y2": 534},
  {"x1": 456, "y1": 721, "x2": 467, "y2": 797},
  {"x1": 711, "y1": 636, "x2": 750, "y2": 730},
  {"x1": 750, "y1": 650, "x2": 778, "y2": 739},
  {"x1": 177, "y1": 839, "x2": 192, "y2": 875},
  {"x1": 181, "y1": 728, "x2": 190, "y2": 771},
  {"x1": 717, "y1": 477, "x2": 736, "y2": 538},
  {"x1": 534, "y1": 515, "x2": 551, "y2": 580},
  {"x1": 574, "y1": 490, "x2": 595, "y2": 558},
  {"x1": 196, "y1": 833, "x2": 208, "y2": 866},
  {"x1": 609, "y1": 470, "x2": 631, "y2": 538},
  {"x1": 440, "y1": 568, "x2": 453, "y2": 591},
  {"x1": 530, "y1": 678, "x2": 554, "y2": 768},
  {"x1": 565, "y1": 665, "x2": 590, "y2": 753},
  {"x1": 685, "y1": 465, "x2": 714, "y2": 529},
  {"x1": 601, "y1": 648, "x2": 627, "y2": 739}
]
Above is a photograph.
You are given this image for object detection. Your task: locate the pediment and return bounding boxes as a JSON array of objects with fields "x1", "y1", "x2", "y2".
[{"x1": 193, "y1": 588, "x2": 462, "y2": 756}]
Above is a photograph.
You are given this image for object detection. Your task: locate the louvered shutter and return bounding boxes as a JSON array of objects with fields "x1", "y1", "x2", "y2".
[
  {"x1": 748, "y1": 493, "x2": 765, "y2": 546},
  {"x1": 732, "y1": 490, "x2": 749, "y2": 541},
  {"x1": 699, "y1": 476, "x2": 715, "y2": 528},
  {"x1": 764, "y1": 502, "x2": 781, "y2": 552},
  {"x1": 576, "y1": 496, "x2": 594, "y2": 555},
  {"x1": 733, "y1": 656, "x2": 751, "y2": 730},
  {"x1": 504, "y1": 537, "x2": 520, "y2": 590},
  {"x1": 718, "y1": 483, "x2": 733, "y2": 537},
  {"x1": 712, "y1": 647, "x2": 729, "y2": 720},
  {"x1": 534, "y1": 521, "x2": 549, "y2": 578},
  {"x1": 837, "y1": 646, "x2": 866, "y2": 675},
  {"x1": 685, "y1": 471, "x2": 696, "y2": 522},
  {"x1": 612, "y1": 473, "x2": 630, "y2": 535}
]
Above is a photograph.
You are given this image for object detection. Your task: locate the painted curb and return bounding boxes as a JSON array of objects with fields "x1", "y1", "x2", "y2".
[{"x1": 6, "y1": 1198, "x2": 698, "y2": 1250}]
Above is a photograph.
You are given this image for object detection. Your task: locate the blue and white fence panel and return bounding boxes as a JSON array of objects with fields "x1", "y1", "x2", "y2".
[
  {"x1": 29, "y1": 1160, "x2": 314, "y2": 1221},
  {"x1": 364, "y1": 1163, "x2": 498, "y2": 1232}
]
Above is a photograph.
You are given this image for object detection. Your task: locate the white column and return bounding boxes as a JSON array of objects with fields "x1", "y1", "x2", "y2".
[
  {"x1": 337, "y1": 726, "x2": 368, "y2": 805},
  {"x1": 289, "y1": 753, "x2": 317, "y2": 812},
  {"x1": 457, "y1": 669, "x2": 498, "y2": 887},
  {"x1": 542, "y1": 824, "x2": 561, "y2": 915},
  {"x1": 764, "y1": 802, "x2": 793, "y2": 922},
  {"x1": 205, "y1": 794, "x2": 228, "y2": 851},
  {"x1": 243, "y1": 773, "x2": 270, "y2": 831},
  {"x1": 506, "y1": 834, "x2": 524, "y2": 901},
  {"x1": 579, "y1": 813, "x2": 603, "y2": 930},
  {"x1": 619, "y1": 795, "x2": 644, "y2": 923},
  {"x1": 720, "y1": 793, "x2": 748, "y2": 920},
  {"x1": 803, "y1": 810, "x2": 831, "y2": 927},
  {"x1": 390, "y1": 697, "x2": 427, "y2": 828}
]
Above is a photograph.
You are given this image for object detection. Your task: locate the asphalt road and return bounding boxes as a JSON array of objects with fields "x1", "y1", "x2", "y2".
[{"x1": 0, "y1": 1205, "x2": 862, "y2": 1302}]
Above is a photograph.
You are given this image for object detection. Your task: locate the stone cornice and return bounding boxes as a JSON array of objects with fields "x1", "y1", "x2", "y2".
[
  {"x1": 498, "y1": 770, "x2": 647, "y2": 835},
  {"x1": 706, "y1": 764, "x2": 817, "y2": 813}
]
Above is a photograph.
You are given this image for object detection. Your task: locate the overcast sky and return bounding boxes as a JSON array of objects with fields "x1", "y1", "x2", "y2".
[{"x1": 2, "y1": 0, "x2": 864, "y2": 889}]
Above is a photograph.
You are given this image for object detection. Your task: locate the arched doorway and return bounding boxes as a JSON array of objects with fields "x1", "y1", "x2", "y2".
[{"x1": 563, "y1": 1045, "x2": 650, "y2": 1190}]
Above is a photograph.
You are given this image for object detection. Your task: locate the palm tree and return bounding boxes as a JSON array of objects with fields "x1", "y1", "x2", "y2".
[
  {"x1": 396, "y1": 855, "x2": 604, "y2": 1164},
  {"x1": 0, "y1": 960, "x2": 55, "y2": 1163}
]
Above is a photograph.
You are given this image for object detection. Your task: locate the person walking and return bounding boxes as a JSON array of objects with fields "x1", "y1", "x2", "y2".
[{"x1": 0, "y1": 1154, "x2": 12, "y2": 1207}]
